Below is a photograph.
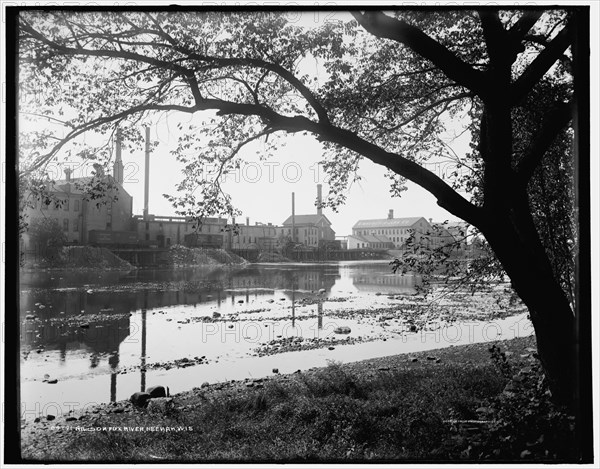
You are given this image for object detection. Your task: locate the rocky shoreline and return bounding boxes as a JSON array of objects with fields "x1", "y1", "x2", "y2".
[{"x1": 20, "y1": 335, "x2": 538, "y2": 460}]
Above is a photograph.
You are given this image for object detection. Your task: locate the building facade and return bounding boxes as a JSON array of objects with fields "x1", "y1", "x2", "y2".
[
  {"x1": 228, "y1": 218, "x2": 279, "y2": 250},
  {"x1": 134, "y1": 215, "x2": 228, "y2": 248},
  {"x1": 350, "y1": 211, "x2": 432, "y2": 250},
  {"x1": 280, "y1": 184, "x2": 336, "y2": 248},
  {"x1": 22, "y1": 162, "x2": 133, "y2": 249}
]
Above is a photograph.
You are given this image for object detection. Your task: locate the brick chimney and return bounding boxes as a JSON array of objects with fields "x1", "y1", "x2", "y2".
[
  {"x1": 317, "y1": 184, "x2": 323, "y2": 216},
  {"x1": 388, "y1": 209, "x2": 394, "y2": 219}
]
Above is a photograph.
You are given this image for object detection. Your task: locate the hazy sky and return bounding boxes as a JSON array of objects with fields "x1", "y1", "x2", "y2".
[{"x1": 97, "y1": 119, "x2": 469, "y2": 236}]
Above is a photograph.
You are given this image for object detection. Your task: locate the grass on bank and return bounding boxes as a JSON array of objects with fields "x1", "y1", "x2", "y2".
[{"x1": 24, "y1": 337, "x2": 578, "y2": 462}]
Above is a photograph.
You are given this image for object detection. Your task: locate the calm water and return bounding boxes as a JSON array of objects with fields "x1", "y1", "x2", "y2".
[{"x1": 19, "y1": 261, "x2": 533, "y2": 418}]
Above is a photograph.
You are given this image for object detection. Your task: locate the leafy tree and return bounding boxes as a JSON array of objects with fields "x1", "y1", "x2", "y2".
[
  {"x1": 16, "y1": 8, "x2": 587, "y2": 411},
  {"x1": 27, "y1": 217, "x2": 67, "y2": 253}
]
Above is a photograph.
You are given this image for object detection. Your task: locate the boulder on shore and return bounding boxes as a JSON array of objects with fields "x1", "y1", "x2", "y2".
[
  {"x1": 130, "y1": 391, "x2": 152, "y2": 408},
  {"x1": 146, "y1": 385, "x2": 168, "y2": 398},
  {"x1": 147, "y1": 397, "x2": 174, "y2": 414}
]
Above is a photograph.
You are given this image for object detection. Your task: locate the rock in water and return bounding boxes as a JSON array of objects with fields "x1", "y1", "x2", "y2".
[
  {"x1": 333, "y1": 326, "x2": 351, "y2": 334},
  {"x1": 146, "y1": 385, "x2": 167, "y2": 398},
  {"x1": 147, "y1": 397, "x2": 174, "y2": 414},
  {"x1": 130, "y1": 391, "x2": 152, "y2": 408}
]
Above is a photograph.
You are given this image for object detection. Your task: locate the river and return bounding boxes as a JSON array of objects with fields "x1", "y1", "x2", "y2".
[{"x1": 19, "y1": 260, "x2": 533, "y2": 418}]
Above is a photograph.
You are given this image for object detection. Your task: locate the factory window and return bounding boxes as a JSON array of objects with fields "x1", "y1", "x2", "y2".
[
  {"x1": 62, "y1": 199, "x2": 69, "y2": 211},
  {"x1": 73, "y1": 221, "x2": 79, "y2": 232},
  {"x1": 74, "y1": 199, "x2": 80, "y2": 211},
  {"x1": 63, "y1": 219, "x2": 69, "y2": 231}
]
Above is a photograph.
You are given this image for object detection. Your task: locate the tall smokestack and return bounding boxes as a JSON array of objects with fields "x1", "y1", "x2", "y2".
[
  {"x1": 291, "y1": 192, "x2": 296, "y2": 242},
  {"x1": 113, "y1": 128, "x2": 124, "y2": 184},
  {"x1": 317, "y1": 184, "x2": 322, "y2": 216},
  {"x1": 388, "y1": 209, "x2": 394, "y2": 219},
  {"x1": 246, "y1": 216, "x2": 250, "y2": 226},
  {"x1": 143, "y1": 127, "x2": 150, "y2": 220}
]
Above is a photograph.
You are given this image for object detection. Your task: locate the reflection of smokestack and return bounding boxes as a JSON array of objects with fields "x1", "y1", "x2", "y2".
[
  {"x1": 317, "y1": 184, "x2": 322, "y2": 216},
  {"x1": 143, "y1": 127, "x2": 150, "y2": 220},
  {"x1": 388, "y1": 209, "x2": 394, "y2": 219},
  {"x1": 291, "y1": 192, "x2": 295, "y2": 242}
]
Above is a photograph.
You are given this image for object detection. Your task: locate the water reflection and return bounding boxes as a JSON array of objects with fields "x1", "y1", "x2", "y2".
[
  {"x1": 20, "y1": 262, "x2": 415, "y2": 403},
  {"x1": 350, "y1": 263, "x2": 422, "y2": 294}
]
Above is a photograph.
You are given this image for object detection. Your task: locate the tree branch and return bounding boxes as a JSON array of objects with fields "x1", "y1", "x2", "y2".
[
  {"x1": 352, "y1": 11, "x2": 486, "y2": 96},
  {"x1": 517, "y1": 100, "x2": 574, "y2": 182},
  {"x1": 511, "y1": 22, "x2": 572, "y2": 104},
  {"x1": 508, "y1": 10, "x2": 544, "y2": 42},
  {"x1": 478, "y1": 10, "x2": 510, "y2": 68}
]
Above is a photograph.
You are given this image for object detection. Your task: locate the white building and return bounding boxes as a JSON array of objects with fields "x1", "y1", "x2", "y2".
[{"x1": 350, "y1": 211, "x2": 433, "y2": 250}]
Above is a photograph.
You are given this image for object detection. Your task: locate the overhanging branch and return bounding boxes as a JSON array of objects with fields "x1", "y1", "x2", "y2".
[
  {"x1": 352, "y1": 11, "x2": 486, "y2": 97},
  {"x1": 511, "y1": 22, "x2": 572, "y2": 104}
]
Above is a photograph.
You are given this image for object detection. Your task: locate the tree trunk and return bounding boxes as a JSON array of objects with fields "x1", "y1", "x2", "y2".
[{"x1": 481, "y1": 213, "x2": 577, "y2": 409}]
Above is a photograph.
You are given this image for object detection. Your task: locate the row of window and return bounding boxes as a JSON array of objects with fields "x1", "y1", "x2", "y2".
[{"x1": 356, "y1": 228, "x2": 412, "y2": 236}]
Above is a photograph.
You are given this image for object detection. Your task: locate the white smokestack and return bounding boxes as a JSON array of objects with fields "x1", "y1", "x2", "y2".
[
  {"x1": 291, "y1": 192, "x2": 295, "y2": 242},
  {"x1": 143, "y1": 127, "x2": 150, "y2": 220}
]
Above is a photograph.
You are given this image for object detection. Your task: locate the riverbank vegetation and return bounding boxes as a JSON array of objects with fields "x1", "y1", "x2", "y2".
[
  {"x1": 21, "y1": 336, "x2": 577, "y2": 462},
  {"x1": 21, "y1": 246, "x2": 133, "y2": 270}
]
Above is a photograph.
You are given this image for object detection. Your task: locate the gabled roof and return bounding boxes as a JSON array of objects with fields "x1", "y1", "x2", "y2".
[
  {"x1": 353, "y1": 216, "x2": 425, "y2": 229},
  {"x1": 282, "y1": 214, "x2": 332, "y2": 226}
]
